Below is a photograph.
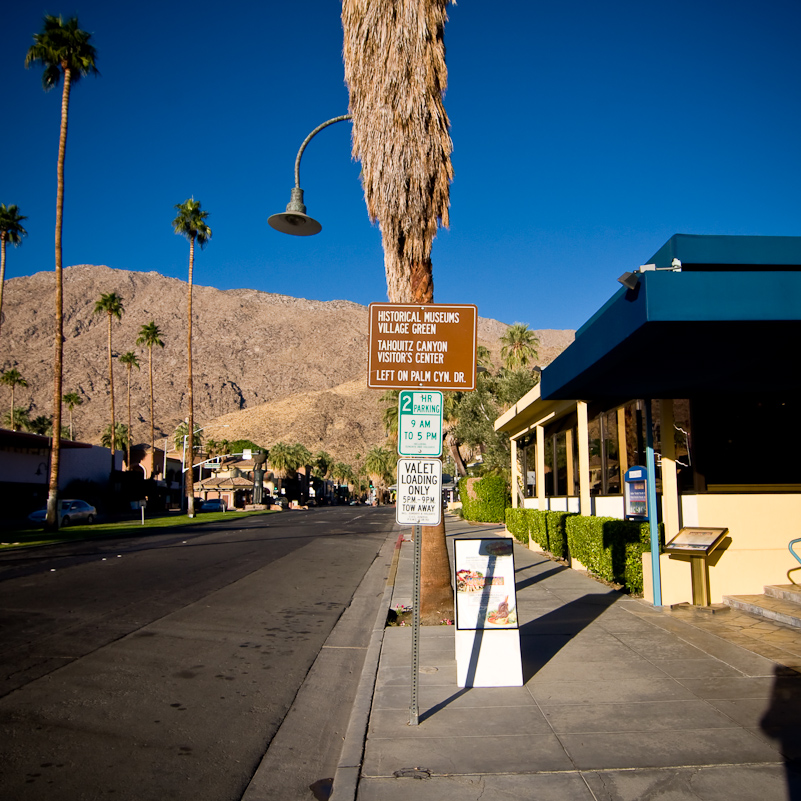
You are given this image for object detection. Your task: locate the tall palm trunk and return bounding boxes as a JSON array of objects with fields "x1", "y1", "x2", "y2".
[
  {"x1": 46, "y1": 65, "x2": 71, "y2": 531},
  {"x1": 0, "y1": 235, "x2": 7, "y2": 341},
  {"x1": 414, "y1": 284, "x2": 453, "y2": 623},
  {"x1": 148, "y1": 346, "x2": 156, "y2": 476},
  {"x1": 186, "y1": 236, "x2": 195, "y2": 517},
  {"x1": 107, "y1": 313, "x2": 116, "y2": 459},
  {"x1": 125, "y1": 364, "x2": 132, "y2": 469}
]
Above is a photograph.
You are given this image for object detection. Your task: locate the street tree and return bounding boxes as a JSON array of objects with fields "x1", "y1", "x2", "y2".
[
  {"x1": 173, "y1": 420, "x2": 204, "y2": 453},
  {"x1": 27, "y1": 415, "x2": 52, "y2": 435},
  {"x1": 3, "y1": 406, "x2": 30, "y2": 431},
  {"x1": 268, "y1": 442, "x2": 294, "y2": 497},
  {"x1": 380, "y1": 389, "x2": 399, "y2": 445},
  {"x1": 365, "y1": 444, "x2": 394, "y2": 504},
  {"x1": 101, "y1": 422, "x2": 128, "y2": 451},
  {"x1": 136, "y1": 321, "x2": 165, "y2": 476},
  {"x1": 500, "y1": 323, "x2": 539, "y2": 370},
  {"x1": 26, "y1": 14, "x2": 98, "y2": 530},
  {"x1": 119, "y1": 351, "x2": 139, "y2": 468},
  {"x1": 312, "y1": 450, "x2": 334, "y2": 480},
  {"x1": 62, "y1": 391, "x2": 82, "y2": 439},
  {"x1": 0, "y1": 204, "x2": 28, "y2": 342},
  {"x1": 1, "y1": 368, "x2": 28, "y2": 431},
  {"x1": 172, "y1": 198, "x2": 211, "y2": 517},
  {"x1": 343, "y1": 0, "x2": 454, "y2": 622},
  {"x1": 94, "y1": 292, "x2": 124, "y2": 453}
]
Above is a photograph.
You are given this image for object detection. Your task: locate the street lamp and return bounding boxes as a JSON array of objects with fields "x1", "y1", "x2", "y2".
[{"x1": 268, "y1": 114, "x2": 352, "y2": 236}]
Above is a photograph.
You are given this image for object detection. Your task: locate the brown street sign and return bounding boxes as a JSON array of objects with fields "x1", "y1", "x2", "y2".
[{"x1": 367, "y1": 303, "x2": 477, "y2": 391}]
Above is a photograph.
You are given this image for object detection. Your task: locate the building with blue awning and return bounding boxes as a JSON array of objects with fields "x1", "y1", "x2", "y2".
[{"x1": 495, "y1": 234, "x2": 801, "y2": 606}]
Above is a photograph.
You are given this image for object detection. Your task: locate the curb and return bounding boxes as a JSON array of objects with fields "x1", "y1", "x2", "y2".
[{"x1": 330, "y1": 533, "x2": 403, "y2": 801}]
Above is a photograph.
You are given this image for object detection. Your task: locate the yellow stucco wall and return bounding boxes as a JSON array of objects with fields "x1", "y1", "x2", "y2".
[{"x1": 643, "y1": 493, "x2": 801, "y2": 605}]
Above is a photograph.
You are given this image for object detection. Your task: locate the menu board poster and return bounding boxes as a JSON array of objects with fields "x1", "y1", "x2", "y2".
[{"x1": 454, "y1": 538, "x2": 518, "y2": 630}]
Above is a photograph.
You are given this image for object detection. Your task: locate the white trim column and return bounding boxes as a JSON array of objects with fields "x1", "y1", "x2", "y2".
[
  {"x1": 577, "y1": 401, "x2": 591, "y2": 515},
  {"x1": 660, "y1": 398, "x2": 680, "y2": 540},
  {"x1": 536, "y1": 424, "x2": 546, "y2": 511},
  {"x1": 511, "y1": 437, "x2": 519, "y2": 508}
]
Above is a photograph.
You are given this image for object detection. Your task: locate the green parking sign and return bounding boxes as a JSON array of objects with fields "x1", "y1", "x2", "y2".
[{"x1": 398, "y1": 390, "x2": 443, "y2": 457}]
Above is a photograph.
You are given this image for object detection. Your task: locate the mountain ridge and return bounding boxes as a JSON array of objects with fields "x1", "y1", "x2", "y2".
[{"x1": 0, "y1": 265, "x2": 574, "y2": 465}]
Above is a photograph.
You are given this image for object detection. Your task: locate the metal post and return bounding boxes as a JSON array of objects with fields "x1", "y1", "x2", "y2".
[
  {"x1": 409, "y1": 523, "x2": 422, "y2": 725},
  {"x1": 644, "y1": 399, "x2": 662, "y2": 606}
]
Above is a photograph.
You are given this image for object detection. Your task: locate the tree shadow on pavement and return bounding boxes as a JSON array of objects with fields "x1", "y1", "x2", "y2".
[{"x1": 760, "y1": 664, "x2": 801, "y2": 801}]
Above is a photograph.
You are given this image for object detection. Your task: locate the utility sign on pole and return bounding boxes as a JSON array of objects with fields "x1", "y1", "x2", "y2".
[
  {"x1": 396, "y1": 458, "x2": 442, "y2": 526},
  {"x1": 398, "y1": 390, "x2": 443, "y2": 457}
]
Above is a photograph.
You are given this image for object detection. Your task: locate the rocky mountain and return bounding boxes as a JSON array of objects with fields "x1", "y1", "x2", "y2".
[{"x1": 0, "y1": 265, "x2": 574, "y2": 465}]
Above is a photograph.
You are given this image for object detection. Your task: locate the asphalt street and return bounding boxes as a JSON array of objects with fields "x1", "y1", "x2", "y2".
[{"x1": 0, "y1": 505, "x2": 397, "y2": 800}]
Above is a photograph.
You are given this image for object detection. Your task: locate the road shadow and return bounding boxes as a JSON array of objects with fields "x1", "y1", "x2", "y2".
[
  {"x1": 760, "y1": 664, "x2": 801, "y2": 800},
  {"x1": 519, "y1": 589, "x2": 622, "y2": 683}
]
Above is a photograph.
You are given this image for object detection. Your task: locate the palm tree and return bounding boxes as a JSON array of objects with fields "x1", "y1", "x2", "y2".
[
  {"x1": 500, "y1": 323, "x2": 539, "y2": 370},
  {"x1": 101, "y1": 422, "x2": 128, "y2": 450},
  {"x1": 269, "y1": 441, "x2": 304, "y2": 497},
  {"x1": 27, "y1": 415, "x2": 53, "y2": 435},
  {"x1": 342, "y1": 0, "x2": 452, "y2": 304},
  {"x1": 62, "y1": 391, "x2": 82, "y2": 440},
  {"x1": 476, "y1": 345, "x2": 493, "y2": 372},
  {"x1": 26, "y1": 14, "x2": 98, "y2": 530},
  {"x1": 312, "y1": 450, "x2": 334, "y2": 480},
  {"x1": 380, "y1": 389, "x2": 400, "y2": 445},
  {"x1": 0, "y1": 204, "x2": 28, "y2": 341},
  {"x1": 342, "y1": 0, "x2": 454, "y2": 622},
  {"x1": 136, "y1": 321, "x2": 165, "y2": 476},
  {"x1": 1, "y1": 368, "x2": 28, "y2": 431},
  {"x1": 365, "y1": 445, "x2": 394, "y2": 505},
  {"x1": 173, "y1": 420, "x2": 204, "y2": 453},
  {"x1": 119, "y1": 351, "x2": 139, "y2": 468},
  {"x1": 94, "y1": 293, "x2": 124, "y2": 454},
  {"x1": 3, "y1": 407, "x2": 30, "y2": 431},
  {"x1": 173, "y1": 198, "x2": 212, "y2": 517}
]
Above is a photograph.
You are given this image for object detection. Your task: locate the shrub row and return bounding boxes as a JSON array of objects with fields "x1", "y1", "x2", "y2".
[
  {"x1": 459, "y1": 475, "x2": 509, "y2": 523},
  {"x1": 504, "y1": 508, "x2": 662, "y2": 595}
]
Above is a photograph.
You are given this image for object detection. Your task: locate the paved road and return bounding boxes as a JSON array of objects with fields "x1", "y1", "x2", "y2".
[{"x1": 0, "y1": 505, "x2": 397, "y2": 800}]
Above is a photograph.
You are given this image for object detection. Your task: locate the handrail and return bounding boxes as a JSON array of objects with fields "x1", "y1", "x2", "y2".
[{"x1": 789, "y1": 537, "x2": 801, "y2": 585}]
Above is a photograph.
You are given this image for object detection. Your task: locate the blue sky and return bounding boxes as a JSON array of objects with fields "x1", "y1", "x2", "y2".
[{"x1": 3, "y1": 1, "x2": 800, "y2": 330}]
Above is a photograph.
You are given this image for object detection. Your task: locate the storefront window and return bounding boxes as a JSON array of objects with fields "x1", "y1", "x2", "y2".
[
  {"x1": 544, "y1": 434, "x2": 554, "y2": 495},
  {"x1": 588, "y1": 416, "x2": 602, "y2": 495},
  {"x1": 604, "y1": 410, "x2": 621, "y2": 493}
]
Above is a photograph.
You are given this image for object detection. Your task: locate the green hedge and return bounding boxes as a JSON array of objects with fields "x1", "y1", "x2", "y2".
[
  {"x1": 459, "y1": 475, "x2": 510, "y2": 523},
  {"x1": 504, "y1": 507, "x2": 663, "y2": 595},
  {"x1": 529, "y1": 509, "x2": 548, "y2": 551},
  {"x1": 545, "y1": 511, "x2": 573, "y2": 560},
  {"x1": 566, "y1": 516, "x2": 662, "y2": 595},
  {"x1": 505, "y1": 507, "x2": 530, "y2": 544}
]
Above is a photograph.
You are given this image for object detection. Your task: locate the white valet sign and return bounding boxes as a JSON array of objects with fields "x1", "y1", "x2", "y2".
[{"x1": 454, "y1": 538, "x2": 523, "y2": 687}]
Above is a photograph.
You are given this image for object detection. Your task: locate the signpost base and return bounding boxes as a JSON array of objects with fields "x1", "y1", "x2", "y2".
[{"x1": 455, "y1": 629, "x2": 523, "y2": 688}]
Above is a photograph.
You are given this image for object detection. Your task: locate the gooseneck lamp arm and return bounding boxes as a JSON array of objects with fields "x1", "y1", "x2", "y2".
[{"x1": 268, "y1": 114, "x2": 353, "y2": 236}]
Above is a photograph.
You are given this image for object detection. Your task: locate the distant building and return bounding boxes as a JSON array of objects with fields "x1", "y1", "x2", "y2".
[{"x1": 0, "y1": 429, "x2": 120, "y2": 517}]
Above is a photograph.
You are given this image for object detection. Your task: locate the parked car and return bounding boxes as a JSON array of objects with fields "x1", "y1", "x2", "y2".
[
  {"x1": 28, "y1": 499, "x2": 97, "y2": 527},
  {"x1": 199, "y1": 499, "x2": 227, "y2": 512}
]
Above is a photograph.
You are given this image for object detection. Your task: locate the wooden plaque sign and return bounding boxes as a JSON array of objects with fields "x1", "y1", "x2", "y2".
[{"x1": 367, "y1": 303, "x2": 477, "y2": 391}]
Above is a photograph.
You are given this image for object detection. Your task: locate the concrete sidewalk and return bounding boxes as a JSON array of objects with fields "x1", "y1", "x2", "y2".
[{"x1": 354, "y1": 516, "x2": 801, "y2": 801}]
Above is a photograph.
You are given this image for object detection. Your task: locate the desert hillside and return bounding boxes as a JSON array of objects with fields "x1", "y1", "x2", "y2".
[{"x1": 0, "y1": 265, "x2": 574, "y2": 464}]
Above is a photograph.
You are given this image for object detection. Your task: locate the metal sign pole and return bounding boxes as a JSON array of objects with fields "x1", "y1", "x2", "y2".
[{"x1": 409, "y1": 523, "x2": 422, "y2": 725}]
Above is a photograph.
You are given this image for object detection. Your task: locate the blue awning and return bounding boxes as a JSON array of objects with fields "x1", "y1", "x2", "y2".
[{"x1": 540, "y1": 269, "x2": 801, "y2": 400}]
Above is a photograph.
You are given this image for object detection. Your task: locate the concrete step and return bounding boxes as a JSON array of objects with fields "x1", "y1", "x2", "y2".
[
  {"x1": 723, "y1": 589, "x2": 801, "y2": 629},
  {"x1": 765, "y1": 583, "x2": 801, "y2": 604}
]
